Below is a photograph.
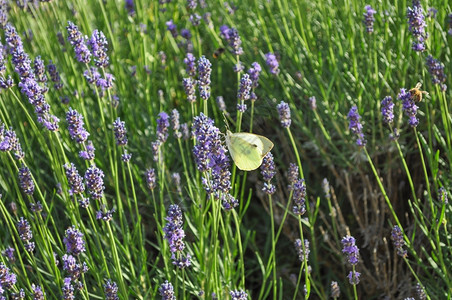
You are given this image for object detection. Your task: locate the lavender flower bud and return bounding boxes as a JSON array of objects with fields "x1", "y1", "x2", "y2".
[
  {"x1": 330, "y1": 281, "x2": 340, "y2": 298},
  {"x1": 165, "y1": 20, "x2": 178, "y2": 38},
  {"x1": 261, "y1": 152, "x2": 276, "y2": 194},
  {"x1": 84, "y1": 165, "x2": 105, "y2": 200},
  {"x1": 197, "y1": 56, "x2": 212, "y2": 101},
  {"x1": 146, "y1": 168, "x2": 156, "y2": 190},
  {"x1": 287, "y1": 163, "x2": 299, "y2": 190},
  {"x1": 248, "y1": 62, "x2": 262, "y2": 88},
  {"x1": 0, "y1": 262, "x2": 17, "y2": 289},
  {"x1": 66, "y1": 107, "x2": 89, "y2": 143},
  {"x1": 294, "y1": 239, "x2": 310, "y2": 262},
  {"x1": 236, "y1": 104, "x2": 247, "y2": 112},
  {"x1": 309, "y1": 96, "x2": 317, "y2": 110},
  {"x1": 407, "y1": 0, "x2": 427, "y2": 51},
  {"x1": 381, "y1": 96, "x2": 394, "y2": 125},
  {"x1": 18, "y1": 165, "x2": 34, "y2": 195},
  {"x1": 277, "y1": 101, "x2": 291, "y2": 128},
  {"x1": 292, "y1": 179, "x2": 306, "y2": 215},
  {"x1": 186, "y1": 0, "x2": 197, "y2": 10},
  {"x1": 0, "y1": 75, "x2": 14, "y2": 89},
  {"x1": 363, "y1": 5, "x2": 376, "y2": 33},
  {"x1": 121, "y1": 150, "x2": 132, "y2": 162},
  {"x1": 230, "y1": 290, "x2": 248, "y2": 300},
  {"x1": 347, "y1": 271, "x2": 361, "y2": 285},
  {"x1": 31, "y1": 284, "x2": 45, "y2": 300},
  {"x1": 438, "y1": 187, "x2": 448, "y2": 204},
  {"x1": 30, "y1": 201, "x2": 43, "y2": 213},
  {"x1": 398, "y1": 88, "x2": 418, "y2": 127},
  {"x1": 66, "y1": 21, "x2": 91, "y2": 63},
  {"x1": 237, "y1": 73, "x2": 252, "y2": 101},
  {"x1": 113, "y1": 117, "x2": 128, "y2": 146},
  {"x1": 125, "y1": 0, "x2": 135, "y2": 15},
  {"x1": 62, "y1": 277, "x2": 74, "y2": 300},
  {"x1": 183, "y1": 77, "x2": 197, "y2": 103},
  {"x1": 426, "y1": 55, "x2": 447, "y2": 91},
  {"x1": 2, "y1": 246, "x2": 15, "y2": 263},
  {"x1": 171, "y1": 109, "x2": 182, "y2": 139},
  {"x1": 391, "y1": 225, "x2": 407, "y2": 257},
  {"x1": 347, "y1": 105, "x2": 366, "y2": 146},
  {"x1": 416, "y1": 283, "x2": 427, "y2": 300},
  {"x1": 79, "y1": 140, "x2": 95, "y2": 160},
  {"x1": 157, "y1": 111, "x2": 170, "y2": 143},
  {"x1": 33, "y1": 56, "x2": 47, "y2": 82},
  {"x1": 265, "y1": 52, "x2": 279, "y2": 75},
  {"x1": 163, "y1": 204, "x2": 191, "y2": 268},
  {"x1": 64, "y1": 162, "x2": 85, "y2": 196},
  {"x1": 104, "y1": 279, "x2": 119, "y2": 300},
  {"x1": 88, "y1": 29, "x2": 109, "y2": 68},
  {"x1": 48, "y1": 61, "x2": 63, "y2": 90},
  {"x1": 159, "y1": 280, "x2": 175, "y2": 300},
  {"x1": 189, "y1": 13, "x2": 201, "y2": 26},
  {"x1": 341, "y1": 235, "x2": 359, "y2": 265},
  {"x1": 17, "y1": 217, "x2": 34, "y2": 251},
  {"x1": 64, "y1": 225, "x2": 85, "y2": 255},
  {"x1": 184, "y1": 53, "x2": 196, "y2": 77}
]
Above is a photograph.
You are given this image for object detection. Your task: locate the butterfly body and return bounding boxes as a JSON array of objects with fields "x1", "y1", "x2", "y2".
[{"x1": 225, "y1": 130, "x2": 274, "y2": 171}]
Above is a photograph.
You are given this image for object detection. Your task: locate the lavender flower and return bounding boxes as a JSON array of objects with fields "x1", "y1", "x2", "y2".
[
  {"x1": 121, "y1": 150, "x2": 132, "y2": 162},
  {"x1": 157, "y1": 112, "x2": 170, "y2": 143},
  {"x1": 277, "y1": 101, "x2": 291, "y2": 128},
  {"x1": 233, "y1": 61, "x2": 244, "y2": 73},
  {"x1": 341, "y1": 235, "x2": 359, "y2": 265},
  {"x1": 426, "y1": 55, "x2": 447, "y2": 91},
  {"x1": 219, "y1": 25, "x2": 243, "y2": 55},
  {"x1": 407, "y1": 0, "x2": 427, "y2": 51},
  {"x1": 83, "y1": 67, "x2": 101, "y2": 84},
  {"x1": 31, "y1": 284, "x2": 45, "y2": 300},
  {"x1": 237, "y1": 104, "x2": 247, "y2": 112},
  {"x1": 30, "y1": 201, "x2": 43, "y2": 213},
  {"x1": 398, "y1": 88, "x2": 418, "y2": 127},
  {"x1": 62, "y1": 277, "x2": 74, "y2": 300},
  {"x1": 183, "y1": 77, "x2": 197, "y2": 103},
  {"x1": 171, "y1": 109, "x2": 182, "y2": 139},
  {"x1": 48, "y1": 61, "x2": 63, "y2": 90},
  {"x1": 197, "y1": 56, "x2": 212, "y2": 100},
  {"x1": 347, "y1": 271, "x2": 361, "y2": 285},
  {"x1": 294, "y1": 239, "x2": 310, "y2": 262},
  {"x1": 181, "y1": 123, "x2": 190, "y2": 140},
  {"x1": 17, "y1": 217, "x2": 34, "y2": 252},
  {"x1": 64, "y1": 163, "x2": 85, "y2": 196},
  {"x1": 448, "y1": 14, "x2": 452, "y2": 36},
  {"x1": 96, "y1": 206, "x2": 115, "y2": 221},
  {"x1": 88, "y1": 29, "x2": 109, "y2": 68},
  {"x1": 416, "y1": 283, "x2": 427, "y2": 300},
  {"x1": 62, "y1": 254, "x2": 88, "y2": 280},
  {"x1": 330, "y1": 281, "x2": 340, "y2": 298},
  {"x1": 261, "y1": 152, "x2": 276, "y2": 195},
  {"x1": 33, "y1": 56, "x2": 47, "y2": 82},
  {"x1": 146, "y1": 168, "x2": 156, "y2": 190},
  {"x1": 0, "y1": 1, "x2": 7, "y2": 28},
  {"x1": 0, "y1": 262, "x2": 17, "y2": 289},
  {"x1": 237, "y1": 73, "x2": 252, "y2": 102},
  {"x1": 265, "y1": 52, "x2": 279, "y2": 75},
  {"x1": 163, "y1": 204, "x2": 191, "y2": 268},
  {"x1": 66, "y1": 108, "x2": 89, "y2": 143},
  {"x1": 438, "y1": 187, "x2": 448, "y2": 204},
  {"x1": 184, "y1": 53, "x2": 196, "y2": 77},
  {"x1": 380, "y1": 96, "x2": 394, "y2": 125},
  {"x1": 64, "y1": 226, "x2": 85, "y2": 255},
  {"x1": 186, "y1": 0, "x2": 197, "y2": 10},
  {"x1": 391, "y1": 225, "x2": 407, "y2": 258},
  {"x1": 18, "y1": 165, "x2": 34, "y2": 195},
  {"x1": 104, "y1": 279, "x2": 119, "y2": 300},
  {"x1": 181, "y1": 28, "x2": 191, "y2": 40},
  {"x1": 287, "y1": 163, "x2": 299, "y2": 190},
  {"x1": 113, "y1": 118, "x2": 128, "y2": 146},
  {"x1": 322, "y1": 178, "x2": 331, "y2": 199},
  {"x1": 166, "y1": 20, "x2": 178, "y2": 38},
  {"x1": 84, "y1": 165, "x2": 105, "y2": 200},
  {"x1": 79, "y1": 140, "x2": 95, "y2": 160},
  {"x1": 248, "y1": 62, "x2": 261, "y2": 88},
  {"x1": 125, "y1": 0, "x2": 135, "y2": 15},
  {"x1": 427, "y1": 7, "x2": 437, "y2": 18},
  {"x1": 66, "y1": 21, "x2": 91, "y2": 63},
  {"x1": 347, "y1": 105, "x2": 366, "y2": 146},
  {"x1": 159, "y1": 280, "x2": 175, "y2": 300},
  {"x1": 0, "y1": 124, "x2": 24, "y2": 159},
  {"x1": 292, "y1": 179, "x2": 306, "y2": 215},
  {"x1": 2, "y1": 246, "x2": 15, "y2": 263},
  {"x1": 216, "y1": 96, "x2": 227, "y2": 114},
  {"x1": 363, "y1": 5, "x2": 376, "y2": 33},
  {"x1": 308, "y1": 96, "x2": 317, "y2": 110},
  {"x1": 11, "y1": 289, "x2": 25, "y2": 300},
  {"x1": 0, "y1": 75, "x2": 14, "y2": 89},
  {"x1": 190, "y1": 13, "x2": 201, "y2": 26},
  {"x1": 230, "y1": 290, "x2": 248, "y2": 300}
]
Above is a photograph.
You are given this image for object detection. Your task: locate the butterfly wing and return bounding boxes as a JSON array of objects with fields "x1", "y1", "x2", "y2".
[
  {"x1": 231, "y1": 133, "x2": 274, "y2": 157},
  {"x1": 226, "y1": 131, "x2": 265, "y2": 171}
]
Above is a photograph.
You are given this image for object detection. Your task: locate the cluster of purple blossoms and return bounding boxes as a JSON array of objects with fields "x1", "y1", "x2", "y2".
[
  {"x1": 124, "y1": 0, "x2": 135, "y2": 15},
  {"x1": 181, "y1": 28, "x2": 192, "y2": 40},
  {"x1": 33, "y1": 56, "x2": 47, "y2": 83},
  {"x1": 145, "y1": 168, "x2": 156, "y2": 190},
  {"x1": 159, "y1": 280, "x2": 175, "y2": 300},
  {"x1": 0, "y1": 262, "x2": 17, "y2": 297},
  {"x1": 184, "y1": 53, "x2": 196, "y2": 77},
  {"x1": 197, "y1": 56, "x2": 212, "y2": 100},
  {"x1": 166, "y1": 20, "x2": 178, "y2": 38},
  {"x1": 189, "y1": 13, "x2": 201, "y2": 26},
  {"x1": 172, "y1": 172, "x2": 182, "y2": 193},
  {"x1": 64, "y1": 226, "x2": 85, "y2": 255},
  {"x1": 17, "y1": 217, "x2": 35, "y2": 252},
  {"x1": 156, "y1": 111, "x2": 170, "y2": 144},
  {"x1": 88, "y1": 29, "x2": 109, "y2": 68},
  {"x1": 330, "y1": 281, "x2": 340, "y2": 298},
  {"x1": 248, "y1": 62, "x2": 262, "y2": 89},
  {"x1": 18, "y1": 165, "x2": 34, "y2": 195},
  {"x1": 438, "y1": 187, "x2": 448, "y2": 204},
  {"x1": 0, "y1": 123, "x2": 25, "y2": 160},
  {"x1": 398, "y1": 88, "x2": 419, "y2": 127},
  {"x1": 0, "y1": 42, "x2": 5, "y2": 74},
  {"x1": 66, "y1": 108, "x2": 90, "y2": 143},
  {"x1": 83, "y1": 67, "x2": 101, "y2": 84},
  {"x1": 62, "y1": 277, "x2": 74, "y2": 300},
  {"x1": 2, "y1": 246, "x2": 15, "y2": 263},
  {"x1": 295, "y1": 238, "x2": 310, "y2": 263},
  {"x1": 31, "y1": 284, "x2": 45, "y2": 300},
  {"x1": 0, "y1": 75, "x2": 14, "y2": 90},
  {"x1": 381, "y1": 96, "x2": 394, "y2": 125},
  {"x1": 219, "y1": 25, "x2": 244, "y2": 55},
  {"x1": 48, "y1": 61, "x2": 63, "y2": 90},
  {"x1": 425, "y1": 55, "x2": 447, "y2": 91},
  {"x1": 163, "y1": 204, "x2": 191, "y2": 269},
  {"x1": 171, "y1": 109, "x2": 182, "y2": 139},
  {"x1": 186, "y1": 0, "x2": 197, "y2": 10},
  {"x1": 237, "y1": 103, "x2": 247, "y2": 112},
  {"x1": 341, "y1": 235, "x2": 361, "y2": 285},
  {"x1": 391, "y1": 225, "x2": 407, "y2": 258},
  {"x1": 277, "y1": 101, "x2": 291, "y2": 128},
  {"x1": 292, "y1": 179, "x2": 306, "y2": 215},
  {"x1": 84, "y1": 165, "x2": 105, "y2": 200},
  {"x1": 287, "y1": 163, "x2": 299, "y2": 191},
  {"x1": 104, "y1": 279, "x2": 119, "y2": 300},
  {"x1": 347, "y1": 105, "x2": 366, "y2": 146},
  {"x1": 261, "y1": 152, "x2": 276, "y2": 195},
  {"x1": 66, "y1": 21, "x2": 91, "y2": 63},
  {"x1": 416, "y1": 283, "x2": 427, "y2": 300},
  {"x1": 407, "y1": 0, "x2": 427, "y2": 51},
  {"x1": 62, "y1": 254, "x2": 88, "y2": 281},
  {"x1": 448, "y1": 14, "x2": 452, "y2": 36},
  {"x1": 183, "y1": 77, "x2": 197, "y2": 103},
  {"x1": 113, "y1": 118, "x2": 128, "y2": 146},
  {"x1": 237, "y1": 73, "x2": 252, "y2": 102},
  {"x1": 230, "y1": 290, "x2": 248, "y2": 300},
  {"x1": 30, "y1": 201, "x2": 43, "y2": 213},
  {"x1": 79, "y1": 140, "x2": 95, "y2": 161},
  {"x1": 0, "y1": 0, "x2": 7, "y2": 28},
  {"x1": 192, "y1": 113, "x2": 238, "y2": 209},
  {"x1": 363, "y1": 5, "x2": 377, "y2": 33},
  {"x1": 265, "y1": 52, "x2": 280, "y2": 75},
  {"x1": 64, "y1": 163, "x2": 85, "y2": 196},
  {"x1": 96, "y1": 205, "x2": 115, "y2": 222}
]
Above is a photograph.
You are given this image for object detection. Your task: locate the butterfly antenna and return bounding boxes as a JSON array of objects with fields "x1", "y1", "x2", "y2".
[{"x1": 222, "y1": 112, "x2": 230, "y2": 131}]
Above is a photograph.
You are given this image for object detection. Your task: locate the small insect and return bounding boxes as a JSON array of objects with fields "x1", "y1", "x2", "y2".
[
  {"x1": 213, "y1": 47, "x2": 226, "y2": 59},
  {"x1": 409, "y1": 82, "x2": 428, "y2": 102},
  {"x1": 225, "y1": 130, "x2": 274, "y2": 171}
]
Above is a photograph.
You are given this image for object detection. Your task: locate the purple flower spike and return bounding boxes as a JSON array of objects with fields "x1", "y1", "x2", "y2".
[
  {"x1": 33, "y1": 56, "x2": 47, "y2": 83},
  {"x1": 381, "y1": 96, "x2": 394, "y2": 125},
  {"x1": 64, "y1": 225, "x2": 85, "y2": 255},
  {"x1": 157, "y1": 112, "x2": 170, "y2": 143},
  {"x1": 159, "y1": 280, "x2": 176, "y2": 300},
  {"x1": 407, "y1": 0, "x2": 427, "y2": 52},
  {"x1": 277, "y1": 101, "x2": 291, "y2": 128},
  {"x1": 341, "y1": 235, "x2": 360, "y2": 265},
  {"x1": 66, "y1": 21, "x2": 91, "y2": 63},
  {"x1": 66, "y1": 108, "x2": 90, "y2": 143},
  {"x1": 265, "y1": 52, "x2": 280, "y2": 75},
  {"x1": 197, "y1": 56, "x2": 212, "y2": 101},
  {"x1": 347, "y1": 105, "x2": 366, "y2": 146},
  {"x1": 184, "y1": 53, "x2": 196, "y2": 77},
  {"x1": 113, "y1": 117, "x2": 128, "y2": 146},
  {"x1": 146, "y1": 168, "x2": 156, "y2": 190},
  {"x1": 84, "y1": 165, "x2": 105, "y2": 200},
  {"x1": 248, "y1": 62, "x2": 262, "y2": 88},
  {"x1": 237, "y1": 73, "x2": 252, "y2": 102},
  {"x1": 64, "y1": 163, "x2": 85, "y2": 196},
  {"x1": 391, "y1": 225, "x2": 407, "y2": 258},
  {"x1": 426, "y1": 55, "x2": 447, "y2": 91},
  {"x1": 230, "y1": 290, "x2": 248, "y2": 300},
  {"x1": 398, "y1": 88, "x2": 419, "y2": 127},
  {"x1": 18, "y1": 165, "x2": 34, "y2": 195},
  {"x1": 17, "y1": 217, "x2": 35, "y2": 252},
  {"x1": 363, "y1": 5, "x2": 376, "y2": 33},
  {"x1": 171, "y1": 109, "x2": 182, "y2": 139},
  {"x1": 48, "y1": 61, "x2": 63, "y2": 90},
  {"x1": 62, "y1": 277, "x2": 74, "y2": 300},
  {"x1": 166, "y1": 20, "x2": 178, "y2": 38},
  {"x1": 294, "y1": 239, "x2": 310, "y2": 262},
  {"x1": 163, "y1": 204, "x2": 191, "y2": 269},
  {"x1": 183, "y1": 77, "x2": 197, "y2": 103},
  {"x1": 31, "y1": 284, "x2": 45, "y2": 300},
  {"x1": 261, "y1": 152, "x2": 276, "y2": 194},
  {"x1": 0, "y1": 262, "x2": 17, "y2": 289},
  {"x1": 292, "y1": 179, "x2": 306, "y2": 215},
  {"x1": 88, "y1": 29, "x2": 109, "y2": 68},
  {"x1": 104, "y1": 279, "x2": 119, "y2": 300}
]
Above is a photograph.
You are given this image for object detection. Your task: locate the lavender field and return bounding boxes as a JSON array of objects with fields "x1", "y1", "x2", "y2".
[{"x1": 0, "y1": 0, "x2": 451, "y2": 299}]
